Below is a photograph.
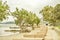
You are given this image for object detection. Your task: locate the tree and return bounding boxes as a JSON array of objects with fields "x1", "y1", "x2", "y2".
[
  {"x1": 40, "y1": 6, "x2": 55, "y2": 25},
  {"x1": 12, "y1": 8, "x2": 40, "y2": 32},
  {"x1": 25, "y1": 12, "x2": 40, "y2": 29},
  {"x1": 53, "y1": 4, "x2": 60, "y2": 26},
  {"x1": 0, "y1": 0, "x2": 9, "y2": 21},
  {"x1": 40, "y1": 4, "x2": 60, "y2": 26}
]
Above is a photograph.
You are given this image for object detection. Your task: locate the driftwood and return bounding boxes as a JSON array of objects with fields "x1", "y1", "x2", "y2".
[{"x1": 5, "y1": 30, "x2": 21, "y2": 33}]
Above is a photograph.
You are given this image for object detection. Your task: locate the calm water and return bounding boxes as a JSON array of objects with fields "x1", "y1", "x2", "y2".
[{"x1": 0, "y1": 24, "x2": 19, "y2": 36}]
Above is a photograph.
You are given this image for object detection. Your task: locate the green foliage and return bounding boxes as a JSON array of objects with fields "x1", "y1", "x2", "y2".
[
  {"x1": 25, "y1": 12, "x2": 40, "y2": 26},
  {"x1": 0, "y1": 0, "x2": 9, "y2": 21},
  {"x1": 40, "y1": 6, "x2": 55, "y2": 25},
  {"x1": 40, "y1": 4, "x2": 60, "y2": 26},
  {"x1": 12, "y1": 8, "x2": 40, "y2": 26},
  {"x1": 12, "y1": 8, "x2": 40, "y2": 30},
  {"x1": 53, "y1": 4, "x2": 60, "y2": 26},
  {"x1": 54, "y1": 4, "x2": 60, "y2": 20},
  {"x1": 57, "y1": 26, "x2": 60, "y2": 29}
]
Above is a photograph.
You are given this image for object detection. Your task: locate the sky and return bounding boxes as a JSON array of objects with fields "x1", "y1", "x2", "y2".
[{"x1": 2, "y1": 0, "x2": 60, "y2": 22}]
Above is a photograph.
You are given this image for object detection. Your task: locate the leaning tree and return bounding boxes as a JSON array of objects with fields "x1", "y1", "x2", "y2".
[{"x1": 12, "y1": 8, "x2": 40, "y2": 32}]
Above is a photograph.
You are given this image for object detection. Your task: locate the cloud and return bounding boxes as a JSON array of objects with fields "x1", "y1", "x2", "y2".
[
  {"x1": 2, "y1": 0, "x2": 60, "y2": 22},
  {"x1": 2, "y1": 0, "x2": 60, "y2": 12}
]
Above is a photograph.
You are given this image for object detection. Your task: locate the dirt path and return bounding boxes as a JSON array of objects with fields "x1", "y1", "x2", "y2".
[
  {"x1": 45, "y1": 27, "x2": 58, "y2": 40},
  {"x1": 54, "y1": 28, "x2": 60, "y2": 40}
]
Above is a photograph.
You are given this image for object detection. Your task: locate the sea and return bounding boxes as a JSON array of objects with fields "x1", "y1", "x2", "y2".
[{"x1": 0, "y1": 24, "x2": 19, "y2": 36}]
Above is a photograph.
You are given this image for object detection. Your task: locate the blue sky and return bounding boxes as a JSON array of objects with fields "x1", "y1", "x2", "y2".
[{"x1": 2, "y1": 0, "x2": 60, "y2": 22}]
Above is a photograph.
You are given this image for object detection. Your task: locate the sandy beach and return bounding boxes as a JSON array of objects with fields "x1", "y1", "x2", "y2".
[{"x1": 0, "y1": 32, "x2": 43, "y2": 40}]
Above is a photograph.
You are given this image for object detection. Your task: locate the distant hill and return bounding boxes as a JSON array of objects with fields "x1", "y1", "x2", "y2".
[{"x1": 0, "y1": 21, "x2": 15, "y2": 24}]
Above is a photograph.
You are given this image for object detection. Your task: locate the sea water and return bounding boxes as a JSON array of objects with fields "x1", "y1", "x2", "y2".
[{"x1": 0, "y1": 24, "x2": 19, "y2": 36}]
